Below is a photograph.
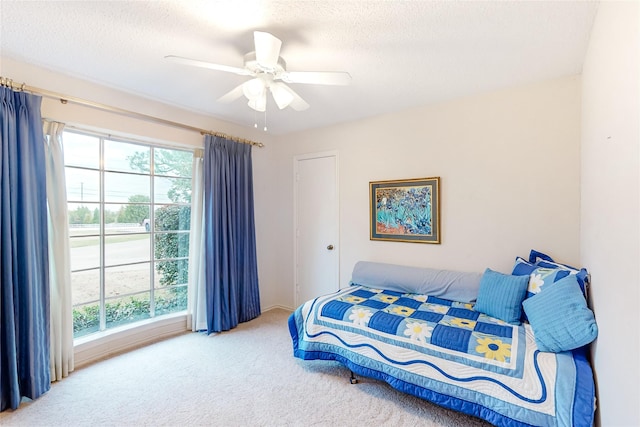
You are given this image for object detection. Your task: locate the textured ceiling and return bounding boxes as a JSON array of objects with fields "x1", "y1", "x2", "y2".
[{"x1": 0, "y1": 1, "x2": 598, "y2": 135}]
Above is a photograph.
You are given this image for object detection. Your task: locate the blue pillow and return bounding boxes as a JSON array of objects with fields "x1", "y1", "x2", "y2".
[
  {"x1": 522, "y1": 275, "x2": 598, "y2": 352},
  {"x1": 528, "y1": 249, "x2": 590, "y2": 294},
  {"x1": 533, "y1": 258, "x2": 589, "y2": 296},
  {"x1": 512, "y1": 257, "x2": 570, "y2": 300},
  {"x1": 474, "y1": 268, "x2": 529, "y2": 325},
  {"x1": 528, "y1": 249, "x2": 555, "y2": 264}
]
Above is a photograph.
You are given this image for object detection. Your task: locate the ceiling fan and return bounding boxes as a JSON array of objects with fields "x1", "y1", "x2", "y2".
[{"x1": 165, "y1": 31, "x2": 351, "y2": 112}]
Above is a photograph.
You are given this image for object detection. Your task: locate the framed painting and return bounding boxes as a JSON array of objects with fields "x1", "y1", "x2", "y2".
[{"x1": 370, "y1": 177, "x2": 440, "y2": 244}]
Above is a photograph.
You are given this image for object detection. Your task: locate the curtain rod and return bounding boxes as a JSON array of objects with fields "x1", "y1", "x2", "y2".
[{"x1": 0, "y1": 76, "x2": 264, "y2": 148}]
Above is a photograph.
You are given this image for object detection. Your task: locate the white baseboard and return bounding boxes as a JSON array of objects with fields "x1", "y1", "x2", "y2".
[
  {"x1": 262, "y1": 304, "x2": 294, "y2": 312},
  {"x1": 74, "y1": 312, "x2": 189, "y2": 368}
]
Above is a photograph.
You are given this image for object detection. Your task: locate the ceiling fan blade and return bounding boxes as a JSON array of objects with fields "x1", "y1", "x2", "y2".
[
  {"x1": 165, "y1": 55, "x2": 252, "y2": 76},
  {"x1": 281, "y1": 71, "x2": 352, "y2": 86},
  {"x1": 270, "y1": 82, "x2": 309, "y2": 111},
  {"x1": 217, "y1": 83, "x2": 245, "y2": 104},
  {"x1": 254, "y1": 31, "x2": 282, "y2": 69},
  {"x1": 269, "y1": 82, "x2": 294, "y2": 109}
]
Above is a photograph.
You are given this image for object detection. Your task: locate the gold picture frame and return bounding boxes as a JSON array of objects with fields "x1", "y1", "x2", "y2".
[{"x1": 370, "y1": 177, "x2": 440, "y2": 244}]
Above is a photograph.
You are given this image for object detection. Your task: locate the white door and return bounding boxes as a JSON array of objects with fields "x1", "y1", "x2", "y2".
[{"x1": 294, "y1": 152, "x2": 339, "y2": 306}]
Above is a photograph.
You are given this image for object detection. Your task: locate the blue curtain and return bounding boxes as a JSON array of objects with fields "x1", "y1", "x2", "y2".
[
  {"x1": 0, "y1": 87, "x2": 50, "y2": 411},
  {"x1": 203, "y1": 136, "x2": 260, "y2": 333}
]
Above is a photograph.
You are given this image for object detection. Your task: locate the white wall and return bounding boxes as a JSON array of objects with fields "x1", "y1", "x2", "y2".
[
  {"x1": 581, "y1": 2, "x2": 640, "y2": 426},
  {"x1": 0, "y1": 58, "x2": 281, "y2": 311},
  {"x1": 275, "y1": 75, "x2": 582, "y2": 309}
]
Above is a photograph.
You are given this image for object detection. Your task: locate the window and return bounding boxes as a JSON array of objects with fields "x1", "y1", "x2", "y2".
[{"x1": 64, "y1": 130, "x2": 193, "y2": 338}]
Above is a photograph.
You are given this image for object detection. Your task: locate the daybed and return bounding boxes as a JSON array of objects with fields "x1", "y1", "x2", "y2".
[{"x1": 288, "y1": 252, "x2": 597, "y2": 427}]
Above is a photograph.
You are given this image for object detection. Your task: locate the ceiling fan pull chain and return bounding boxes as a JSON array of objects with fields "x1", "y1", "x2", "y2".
[{"x1": 263, "y1": 108, "x2": 267, "y2": 132}]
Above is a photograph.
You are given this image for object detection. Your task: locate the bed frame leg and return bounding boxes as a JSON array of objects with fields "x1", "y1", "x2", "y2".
[{"x1": 349, "y1": 370, "x2": 358, "y2": 384}]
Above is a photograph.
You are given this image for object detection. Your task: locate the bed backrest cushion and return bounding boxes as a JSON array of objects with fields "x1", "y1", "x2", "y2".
[{"x1": 351, "y1": 261, "x2": 482, "y2": 303}]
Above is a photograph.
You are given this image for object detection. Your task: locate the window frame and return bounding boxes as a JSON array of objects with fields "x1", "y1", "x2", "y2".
[{"x1": 64, "y1": 128, "x2": 193, "y2": 337}]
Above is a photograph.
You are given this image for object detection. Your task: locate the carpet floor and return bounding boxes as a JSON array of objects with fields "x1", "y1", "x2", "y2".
[{"x1": 0, "y1": 308, "x2": 491, "y2": 426}]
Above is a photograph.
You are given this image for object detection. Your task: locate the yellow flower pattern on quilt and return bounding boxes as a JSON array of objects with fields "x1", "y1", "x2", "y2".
[
  {"x1": 476, "y1": 337, "x2": 511, "y2": 362},
  {"x1": 450, "y1": 318, "x2": 477, "y2": 329},
  {"x1": 411, "y1": 295, "x2": 428, "y2": 303},
  {"x1": 427, "y1": 304, "x2": 449, "y2": 314},
  {"x1": 343, "y1": 296, "x2": 366, "y2": 304},
  {"x1": 378, "y1": 295, "x2": 399, "y2": 304},
  {"x1": 390, "y1": 306, "x2": 415, "y2": 316}
]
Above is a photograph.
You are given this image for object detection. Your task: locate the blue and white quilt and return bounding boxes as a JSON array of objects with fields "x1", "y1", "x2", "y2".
[{"x1": 288, "y1": 285, "x2": 595, "y2": 427}]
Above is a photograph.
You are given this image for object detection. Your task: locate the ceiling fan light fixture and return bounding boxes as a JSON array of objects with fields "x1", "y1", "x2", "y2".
[
  {"x1": 242, "y1": 78, "x2": 266, "y2": 101},
  {"x1": 247, "y1": 93, "x2": 266, "y2": 112},
  {"x1": 270, "y1": 83, "x2": 294, "y2": 109}
]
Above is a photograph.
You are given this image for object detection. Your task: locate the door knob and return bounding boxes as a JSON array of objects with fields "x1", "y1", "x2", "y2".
[{"x1": 327, "y1": 244, "x2": 334, "y2": 250}]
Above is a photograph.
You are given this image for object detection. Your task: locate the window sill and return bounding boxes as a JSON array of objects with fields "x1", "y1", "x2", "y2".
[{"x1": 74, "y1": 311, "x2": 189, "y2": 368}]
